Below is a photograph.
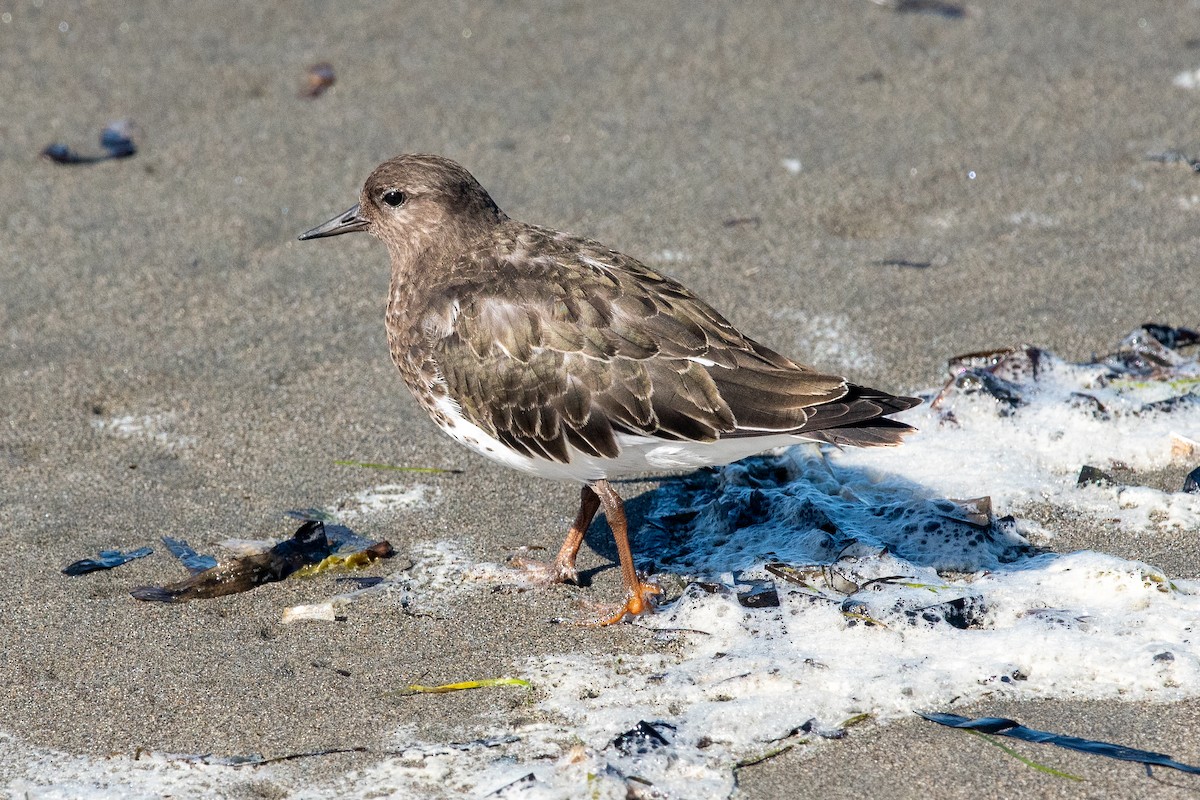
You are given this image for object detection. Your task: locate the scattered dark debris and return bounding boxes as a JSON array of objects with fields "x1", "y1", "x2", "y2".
[
  {"x1": 62, "y1": 546, "x2": 153, "y2": 576},
  {"x1": 877, "y1": 258, "x2": 932, "y2": 269},
  {"x1": 1140, "y1": 324, "x2": 1200, "y2": 351},
  {"x1": 1103, "y1": 325, "x2": 1199, "y2": 378},
  {"x1": 162, "y1": 746, "x2": 370, "y2": 767},
  {"x1": 312, "y1": 660, "x2": 352, "y2": 678},
  {"x1": 336, "y1": 576, "x2": 385, "y2": 589},
  {"x1": 736, "y1": 580, "x2": 780, "y2": 609},
  {"x1": 299, "y1": 62, "x2": 336, "y2": 99},
  {"x1": 483, "y1": 772, "x2": 538, "y2": 797},
  {"x1": 934, "y1": 325, "x2": 1200, "y2": 419},
  {"x1": 1153, "y1": 651, "x2": 1175, "y2": 663},
  {"x1": 130, "y1": 521, "x2": 333, "y2": 602},
  {"x1": 441, "y1": 734, "x2": 521, "y2": 753},
  {"x1": 162, "y1": 735, "x2": 520, "y2": 769},
  {"x1": 1077, "y1": 465, "x2": 1117, "y2": 488},
  {"x1": 857, "y1": 69, "x2": 885, "y2": 83},
  {"x1": 1145, "y1": 150, "x2": 1200, "y2": 173},
  {"x1": 934, "y1": 368, "x2": 1025, "y2": 411},
  {"x1": 1067, "y1": 392, "x2": 1109, "y2": 420},
  {"x1": 873, "y1": 0, "x2": 967, "y2": 19},
  {"x1": 161, "y1": 536, "x2": 217, "y2": 574},
  {"x1": 42, "y1": 119, "x2": 137, "y2": 165},
  {"x1": 611, "y1": 721, "x2": 675, "y2": 756},
  {"x1": 798, "y1": 718, "x2": 849, "y2": 740},
  {"x1": 765, "y1": 562, "x2": 861, "y2": 596},
  {"x1": 1183, "y1": 467, "x2": 1200, "y2": 494},
  {"x1": 919, "y1": 712, "x2": 1200, "y2": 775},
  {"x1": 907, "y1": 595, "x2": 988, "y2": 629},
  {"x1": 722, "y1": 216, "x2": 761, "y2": 228},
  {"x1": 733, "y1": 744, "x2": 796, "y2": 770}
]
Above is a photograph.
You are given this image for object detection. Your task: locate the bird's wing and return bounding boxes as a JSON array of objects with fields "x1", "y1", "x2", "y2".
[{"x1": 423, "y1": 236, "x2": 902, "y2": 463}]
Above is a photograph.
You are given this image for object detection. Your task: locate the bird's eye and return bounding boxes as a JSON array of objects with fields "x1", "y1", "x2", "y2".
[{"x1": 381, "y1": 189, "x2": 406, "y2": 207}]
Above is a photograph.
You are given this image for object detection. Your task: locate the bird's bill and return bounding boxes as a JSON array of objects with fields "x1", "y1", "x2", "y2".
[{"x1": 298, "y1": 204, "x2": 369, "y2": 240}]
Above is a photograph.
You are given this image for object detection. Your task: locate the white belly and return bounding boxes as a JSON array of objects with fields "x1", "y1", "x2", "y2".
[{"x1": 430, "y1": 396, "x2": 805, "y2": 483}]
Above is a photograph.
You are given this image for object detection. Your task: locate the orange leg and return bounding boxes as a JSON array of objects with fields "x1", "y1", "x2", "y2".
[
  {"x1": 512, "y1": 485, "x2": 600, "y2": 585},
  {"x1": 592, "y1": 479, "x2": 662, "y2": 625}
]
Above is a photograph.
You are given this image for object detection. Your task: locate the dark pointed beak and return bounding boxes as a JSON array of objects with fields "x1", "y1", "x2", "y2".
[{"x1": 298, "y1": 204, "x2": 369, "y2": 240}]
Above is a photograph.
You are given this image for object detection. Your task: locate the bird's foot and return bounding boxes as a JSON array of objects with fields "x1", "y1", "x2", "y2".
[
  {"x1": 584, "y1": 579, "x2": 664, "y2": 627},
  {"x1": 508, "y1": 551, "x2": 579, "y2": 586}
]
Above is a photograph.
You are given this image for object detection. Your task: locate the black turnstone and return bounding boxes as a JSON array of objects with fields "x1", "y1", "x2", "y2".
[{"x1": 300, "y1": 154, "x2": 919, "y2": 624}]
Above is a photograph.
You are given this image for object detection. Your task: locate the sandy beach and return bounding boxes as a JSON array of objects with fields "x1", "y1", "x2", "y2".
[{"x1": 4, "y1": 2, "x2": 1200, "y2": 797}]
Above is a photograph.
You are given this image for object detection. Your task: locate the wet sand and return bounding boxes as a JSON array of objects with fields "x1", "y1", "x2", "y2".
[{"x1": 3, "y1": 2, "x2": 1200, "y2": 797}]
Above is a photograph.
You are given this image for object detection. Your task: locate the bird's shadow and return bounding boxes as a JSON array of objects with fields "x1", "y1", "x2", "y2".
[{"x1": 578, "y1": 448, "x2": 1055, "y2": 584}]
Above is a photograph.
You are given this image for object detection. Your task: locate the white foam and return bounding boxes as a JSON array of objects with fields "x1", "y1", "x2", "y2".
[
  {"x1": 91, "y1": 412, "x2": 196, "y2": 450},
  {"x1": 1174, "y1": 67, "x2": 1200, "y2": 89},
  {"x1": 333, "y1": 483, "x2": 439, "y2": 519}
]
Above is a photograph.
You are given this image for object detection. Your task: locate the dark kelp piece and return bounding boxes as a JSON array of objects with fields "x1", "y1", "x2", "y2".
[
  {"x1": 920, "y1": 712, "x2": 1200, "y2": 775},
  {"x1": 62, "y1": 546, "x2": 153, "y2": 576},
  {"x1": 1076, "y1": 465, "x2": 1117, "y2": 487},
  {"x1": 42, "y1": 119, "x2": 137, "y2": 165},
  {"x1": 736, "y1": 579, "x2": 781, "y2": 608},
  {"x1": 1183, "y1": 466, "x2": 1200, "y2": 494},
  {"x1": 130, "y1": 521, "x2": 332, "y2": 603},
  {"x1": 611, "y1": 721, "x2": 675, "y2": 756}
]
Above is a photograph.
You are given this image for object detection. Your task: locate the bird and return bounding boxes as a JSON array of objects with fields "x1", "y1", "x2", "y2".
[{"x1": 300, "y1": 154, "x2": 919, "y2": 624}]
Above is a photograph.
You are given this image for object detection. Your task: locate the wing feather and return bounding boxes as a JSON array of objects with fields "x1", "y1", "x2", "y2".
[{"x1": 420, "y1": 224, "x2": 917, "y2": 464}]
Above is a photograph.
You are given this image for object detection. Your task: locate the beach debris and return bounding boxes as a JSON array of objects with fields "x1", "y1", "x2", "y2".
[
  {"x1": 482, "y1": 773, "x2": 538, "y2": 797},
  {"x1": 733, "y1": 744, "x2": 797, "y2": 770},
  {"x1": 920, "y1": 712, "x2": 1200, "y2": 776},
  {"x1": 133, "y1": 516, "x2": 396, "y2": 603},
  {"x1": 1146, "y1": 150, "x2": 1200, "y2": 172},
  {"x1": 736, "y1": 578, "x2": 780, "y2": 608},
  {"x1": 762, "y1": 559, "x2": 986, "y2": 629},
  {"x1": 1171, "y1": 432, "x2": 1200, "y2": 460},
  {"x1": 161, "y1": 536, "x2": 217, "y2": 573},
  {"x1": 722, "y1": 216, "x2": 761, "y2": 228},
  {"x1": 1076, "y1": 465, "x2": 1116, "y2": 488},
  {"x1": 295, "y1": 540, "x2": 394, "y2": 576},
  {"x1": 933, "y1": 325, "x2": 1200, "y2": 419},
  {"x1": 62, "y1": 546, "x2": 152, "y2": 576},
  {"x1": 156, "y1": 733, "x2": 521, "y2": 769},
  {"x1": 610, "y1": 721, "x2": 675, "y2": 756},
  {"x1": 869, "y1": 0, "x2": 966, "y2": 19},
  {"x1": 281, "y1": 569, "x2": 395, "y2": 623},
  {"x1": 41, "y1": 119, "x2": 138, "y2": 165},
  {"x1": 1183, "y1": 467, "x2": 1200, "y2": 494},
  {"x1": 877, "y1": 258, "x2": 932, "y2": 269},
  {"x1": 130, "y1": 520, "x2": 333, "y2": 602},
  {"x1": 387, "y1": 677, "x2": 531, "y2": 699},
  {"x1": 299, "y1": 62, "x2": 336, "y2": 98}
]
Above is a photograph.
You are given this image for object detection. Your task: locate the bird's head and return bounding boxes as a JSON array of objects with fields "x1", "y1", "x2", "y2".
[{"x1": 299, "y1": 154, "x2": 505, "y2": 263}]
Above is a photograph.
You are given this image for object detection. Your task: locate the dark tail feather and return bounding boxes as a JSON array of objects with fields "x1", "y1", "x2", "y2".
[{"x1": 802, "y1": 417, "x2": 916, "y2": 447}]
